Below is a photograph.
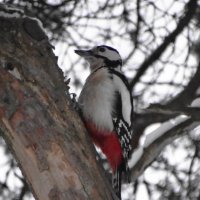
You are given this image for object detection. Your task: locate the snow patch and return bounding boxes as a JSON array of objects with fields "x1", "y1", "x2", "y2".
[
  {"x1": 196, "y1": 87, "x2": 200, "y2": 95},
  {"x1": 190, "y1": 97, "x2": 200, "y2": 107},
  {"x1": 27, "y1": 16, "x2": 46, "y2": 35},
  {"x1": 129, "y1": 147, "x2": 143, "y2": 168},
  {"x1": 0, "y1": 4, "x2": 46, "y2": 35},
  {"x1": 8, "y1": 68, "x2": 22, "y2": 80},
  {"x1": 0, "y1": 11, "x2": 21, "y2": 18},
  {"x1": 129, "y1": 115, "x2": 190, "y2": 168},
  {"x1": 144, "y1": 115, "x2": 189, "y2": 147},
  {"x1": 0, "y1": 4, "x2": 23, "y2": 18},
  {"x1": 190, "y1": 125, "x2": 200, "y2": 140}
]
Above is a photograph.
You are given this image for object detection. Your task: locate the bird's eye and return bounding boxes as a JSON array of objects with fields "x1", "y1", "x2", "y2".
[{"x1": 99, "y1": 47, "x2": 105, "y2": 52}]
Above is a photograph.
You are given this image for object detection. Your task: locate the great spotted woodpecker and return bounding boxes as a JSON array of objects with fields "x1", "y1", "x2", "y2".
[{"x1": 75, "y1": 45, "x2": 133, "y2": 199}]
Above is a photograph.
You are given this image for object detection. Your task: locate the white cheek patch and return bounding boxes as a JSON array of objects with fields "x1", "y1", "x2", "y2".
[{"x1": 99, "y1": 49, "x2": 121, "y2": 61}]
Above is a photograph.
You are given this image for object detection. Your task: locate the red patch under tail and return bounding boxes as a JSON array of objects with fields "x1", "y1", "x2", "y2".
[{"x1": 85, "y1": 121, "x2": 123, "y2": 172}]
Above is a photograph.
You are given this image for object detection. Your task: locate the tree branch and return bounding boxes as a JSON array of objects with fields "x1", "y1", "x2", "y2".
[
  {"x1": 130, "y1": 0, "x2": 198, "y2": 89},
  {"x1": 167, "y1": 62, "x2": 200, "y2": 109},
  {"x1": 130, "y1": 116, "x2": 199, "y2": 181}
]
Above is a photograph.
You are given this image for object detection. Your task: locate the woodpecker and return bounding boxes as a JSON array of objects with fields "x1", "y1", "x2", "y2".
[{"x1": 75, "y1": 45, "x2": 133, "y2": 199}]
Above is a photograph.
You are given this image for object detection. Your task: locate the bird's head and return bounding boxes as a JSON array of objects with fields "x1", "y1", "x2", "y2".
[{"x1": 75, "y1": 45, "x2": 122, "y2": 71}]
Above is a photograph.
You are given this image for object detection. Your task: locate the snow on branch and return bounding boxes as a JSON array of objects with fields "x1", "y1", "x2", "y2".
[
  {"x1": 0, "y1": 3, "x2": 47, "y2": 42},
  {"x1": 129, "y1": 115, "x2": 200, "y2": 182},
  {"x1": 190, "y1": 97, "x2": 200, "y2": 108},
  {"x1": 143, "y1": 115, "x2": 190, "y2": 148}
]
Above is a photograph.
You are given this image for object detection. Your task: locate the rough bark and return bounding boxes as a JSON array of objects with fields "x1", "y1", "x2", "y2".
[{"x1": 0, "y1": 6, "x2": 116, "y2": 200}]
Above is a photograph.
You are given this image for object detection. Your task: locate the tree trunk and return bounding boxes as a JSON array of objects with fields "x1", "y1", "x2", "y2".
[{"x1": 0, "y1": 5, "x2": 116, "y2": 200}]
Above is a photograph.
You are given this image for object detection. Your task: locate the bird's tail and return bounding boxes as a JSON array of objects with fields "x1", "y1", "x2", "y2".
[
  {"x1": 112, "y1": 168, "x2": 122, "y2": 199},
  {"x1": 112, "y1": 161, "x2": 130, "y2": 199}
]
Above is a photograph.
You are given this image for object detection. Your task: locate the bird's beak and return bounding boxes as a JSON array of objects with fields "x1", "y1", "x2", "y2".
[{"x1": 74, "y1": 49, "x2": 93, "y2": 57}]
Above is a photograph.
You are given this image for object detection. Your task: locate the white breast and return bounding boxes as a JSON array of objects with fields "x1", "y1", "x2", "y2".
[{"x1": 78, "y1": 68, "x2": 115, "y2": 131}]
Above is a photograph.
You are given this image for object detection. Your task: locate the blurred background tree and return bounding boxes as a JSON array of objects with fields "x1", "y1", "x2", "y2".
[{"x1": 0, "y1": 0, "x2": 200, "y2": 199}]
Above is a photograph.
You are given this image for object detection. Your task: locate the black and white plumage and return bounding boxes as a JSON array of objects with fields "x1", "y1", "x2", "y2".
[{"x1": 75, "y1": 45, "x2": 133, "y2": 199}]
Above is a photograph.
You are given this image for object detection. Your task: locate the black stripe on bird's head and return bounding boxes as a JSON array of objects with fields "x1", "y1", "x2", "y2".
[{"x1": 75, "y1": 45, "x2": 122, "y2": 70}]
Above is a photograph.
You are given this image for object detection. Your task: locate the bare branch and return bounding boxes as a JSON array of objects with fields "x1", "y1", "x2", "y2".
[
  {"x1": 130, "y1": 116, "x2": 199, "y2": 181},
  {"x1": 130, "y1": 0, "x2": 198, "y2": 89}
]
